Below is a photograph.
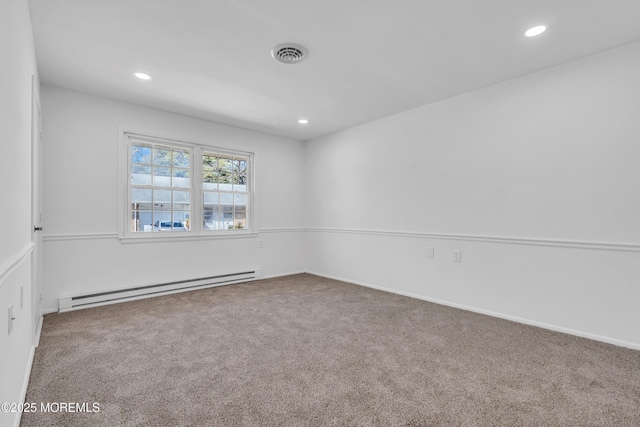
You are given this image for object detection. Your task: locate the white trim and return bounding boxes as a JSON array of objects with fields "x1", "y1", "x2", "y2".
[
  {"x1": 118, "y1": 231, "x2": 257, "y2": 244},
  {"x1": 42, "y1": 231, "x2": 257, "y2": 243},
  {"x1": 258, "y1": 227, "x2": 306, "y2": 234},
  {"x1": 305, "y1": 227, "x2": 640, "y2": 252},
  {"x1": 34, "y1": 315, "x2": 43, "y2": 347},
  {"x1": 41, "y1": 227, "x2": 305, "y2": 242},
  {"x1": 38, "y1": 227, "x2": 640, "y2": 251},
  {"x1": 15, "y1": 345, "x2": 36, "y2": 427},
  {"x1": 305, "y1": 270, "x2": 640, "y2": 351},
  {"x1": 0, "y1": 244, "x2": 34, "y2": 288},
  {"x1": 117, "y1": 127, "x2": 126, "y2": 239},
  {"x1": 43, "y1": 233, "x2": 119, "y2": 241},
  {"x1": 261, "y1": 270, "x2": 306, "y2": 279}
]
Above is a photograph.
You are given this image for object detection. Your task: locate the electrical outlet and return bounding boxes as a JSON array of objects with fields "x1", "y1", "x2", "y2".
[
  {"x1": 453, "y1": 250, "x2": 462, "y2": 262},
  {"x1": 258, "y1": 240, "x2": 264, "y2": 248},
  {"x1": 8, "y1": 306, "x2": 15, "y2": 335},
  {"x1": 20, "y1": 285, "x2": 24, "y2": 309},
  {"x1": 427, "y1": 247, "x2": 435, "y2": 258}
]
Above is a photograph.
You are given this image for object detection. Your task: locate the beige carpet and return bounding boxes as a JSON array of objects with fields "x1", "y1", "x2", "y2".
[{"x1": 22, "y1": 273, "x2": 640, "y2": 426}]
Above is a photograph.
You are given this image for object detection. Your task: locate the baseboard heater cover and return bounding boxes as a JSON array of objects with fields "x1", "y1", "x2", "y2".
[{"x1": 58, "y1": 270, "x2": 261, "y2": 312}]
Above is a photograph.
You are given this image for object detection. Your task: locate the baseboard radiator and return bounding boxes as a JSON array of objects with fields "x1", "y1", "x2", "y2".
[{"x1": 58, "y1": 270, "x2": 261, "y2": 312}]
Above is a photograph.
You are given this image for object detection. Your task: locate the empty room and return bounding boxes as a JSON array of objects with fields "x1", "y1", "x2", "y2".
[{"x1": 2, "y1": 0, "x2": 640, "y2": 425}]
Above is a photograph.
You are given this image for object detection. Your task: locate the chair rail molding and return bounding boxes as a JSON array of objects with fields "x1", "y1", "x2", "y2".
[
  {"x1": 0, "y1": 243, "x2": 34, "y2": 288},
  {"x1": 303, "y1": 227, "x2": 640, "y2": 252}
]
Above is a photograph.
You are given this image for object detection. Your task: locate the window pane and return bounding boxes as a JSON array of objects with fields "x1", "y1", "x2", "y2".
[
  {"x1": 203, "y1": 193, "x2": 219, "y2": 231},
  {"x1": 222, "y1": 212, "x2": 233, "y2": 229},
  {"x1": 234, "y1": 173, "x2": 247, "y2": 192},
  {"x1": 203, "y1": 210, "x2": 222, "y2": 230},
  {"x1": 131, "y1": 165, "x2": 151, "y2": 185},
  {"x1": 234, "y1": 158, "x2": 247, "y2": 175},
  {"x1": 153, "y1": 167, "x2": 171, "y2": 187},
  {"x1": 203, "y1": 192, "x2": 218, "y2": 207},
  {"x1": 234, "y1": 194, "x2": 247, "y2": 210},
  {"x1": 234, "y1": 194, "x2": 247, "y2": 209},
  {"x1": 219, "y1": 157, "x2": 234, "y2": 189},
  {"x1": 203, "y1": 168, "x2": 218, "y2": 190},
  {"x1": 139, "y1": 211, "x2": 153, "y2": 231},
  {"x1": 173, "y1": 190, "x2": 190, "y2": 210},
  {"x1": 130, "y1": 210, "x2": 141, "y2": 232},
  {"x1": 153, "y1": 146, "x2": 171, "y2": 166},
  {"x1": 153, "y1": 189, "x2": 171, "y2": 211},
  {"x1": 131, "y1": 143, "x2": 152, "y2": 164},
  {"x1": 132, "y1": 188, "x2": 152, "y2": 204},
  {"x1": 153, "y1": 212, "x2": 172, "y2": 231},
  {"x1": 203, "y1": 209, "x2": 214, "y2": 229},
  {"x1": 172, "y1": 168, "x2": 190, "y2": 188},
  {"x1": 131, "y1": 211, "x2": 154, "y2": 232},
  {"x1": 220, "y1": 193, "x2": 233, "y2": 211},
  {"x1": 203, "y1": 154, "x2": 217, "y2": 170},
  {"x1": 172, "y1": 148, "x2": 190, "y2": 168},
  {"x1": 173, "y1": 212, "x2": 189, "y2": 231},
  {"x1": 234, "y1": 212, "x2": 247, "y2": 229},
  {"x1": 219, "y1": 157, "x2": 233, "y2": 173}
]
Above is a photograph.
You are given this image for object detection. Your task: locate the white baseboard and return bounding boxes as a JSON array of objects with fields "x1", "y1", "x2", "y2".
[
  {"x1": 15, "y1": 344, "x2": 36, "y2": 427},
  {"x1": 14, "y1": 317, "x2": 44, "y2": 427},
  {"x1": 305, "y1": 270, "x2": 640, "y2": 351},
  {"x1": 261, "y1": 270, "x2": 306, "y2": 280},
  {"x1": 34, "y1": 315, "x2": 43, "y2": 347}
]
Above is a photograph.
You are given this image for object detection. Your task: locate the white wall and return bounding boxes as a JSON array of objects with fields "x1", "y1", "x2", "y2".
[
  {"x1": 0, "y1": 1, "x2": 39, "y2": 426},
  {"x1": 304, "y1": 41, "x2": 640, "y2": 348},
  {"x1": 41, "y1": 86, "x2": 306, "y2": 312}
]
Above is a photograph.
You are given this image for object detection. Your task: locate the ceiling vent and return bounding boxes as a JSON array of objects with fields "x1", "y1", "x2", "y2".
[{"x1": 271, "y1": 43, "x2": 308, "y2": 64}]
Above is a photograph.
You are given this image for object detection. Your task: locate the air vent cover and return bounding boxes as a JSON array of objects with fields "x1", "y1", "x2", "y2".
[{"x1": 271, "y1": 43, "x2": 309, "y2": 64}]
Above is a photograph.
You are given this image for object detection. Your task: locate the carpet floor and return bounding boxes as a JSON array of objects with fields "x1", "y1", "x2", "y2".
[{"x1": 22, "y1": 273, "x2": 640, "y2": 426}]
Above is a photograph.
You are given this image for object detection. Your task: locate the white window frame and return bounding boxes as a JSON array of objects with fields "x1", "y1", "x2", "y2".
[{"x1": 118, "y1": 129, "x2": 256, "y2": 242}]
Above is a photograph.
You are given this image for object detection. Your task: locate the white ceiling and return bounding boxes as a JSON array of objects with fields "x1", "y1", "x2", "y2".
[{"x1": 28, "y1": 0, "x2": 640, "y2": 141}]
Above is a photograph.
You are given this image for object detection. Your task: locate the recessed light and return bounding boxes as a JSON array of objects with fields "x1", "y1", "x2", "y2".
[
  {"x1": 134, "y1": 72, "x2": 152, "y2": 80},
  {"x1": 298, "y1": 119, "x2": 309, "y2": 125},
  {"x1": 525, "y1": 25, "x2": 547, "y2": 37}
]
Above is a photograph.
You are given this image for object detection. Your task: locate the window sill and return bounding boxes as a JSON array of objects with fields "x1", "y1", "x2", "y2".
[{"x1": 119, "y1": 230, "x2": 258, "y2": 244}]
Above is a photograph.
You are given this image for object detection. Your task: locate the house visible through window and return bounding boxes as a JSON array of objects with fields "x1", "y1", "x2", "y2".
[{"x1": 124, "y1": 133, "x2": 253, "y2": 237}]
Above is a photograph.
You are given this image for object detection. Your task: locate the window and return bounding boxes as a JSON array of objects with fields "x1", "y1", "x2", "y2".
[
  {"x1": 130, "y1": 140, "x2": 192, "y2": 232},
  {"x1": 122, "y1": 132, "x2": 253, "y2": 239},
  {"x1": 202, "y1": 151, "x2": 249, "y2": 230}
]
